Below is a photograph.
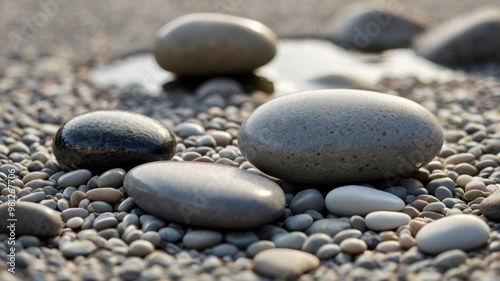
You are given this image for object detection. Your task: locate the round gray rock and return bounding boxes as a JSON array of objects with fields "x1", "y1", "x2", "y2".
[
  {"x1": 289, "y1": 189, "x2": 324, "y2": 214},
  {"x1": 415, "y1": 214, "x2": 490, "y2": 255},
  {"x1": 154, "y1": 13, "x2": 277, "y2": 76},
  {"x1": 238, "y1": 90, "x2": 443, "y2": 184},
  {"x1": 124, "y1": 161, "x2": 285, "y2": 228},
  {"x1": 53, "y1": 110, "x2": 177, "y2": 174},
  {"x1": 325, "y1": 185, "x2": 405, "y2": 216},
  {"x1": 0, "y1": 202, "x2": 62, "y2": 236}
]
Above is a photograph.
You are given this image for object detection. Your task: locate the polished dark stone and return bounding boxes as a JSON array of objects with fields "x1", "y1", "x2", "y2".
[{"x1": 53, "y1": 110, "x2": 177, "y2": 173}]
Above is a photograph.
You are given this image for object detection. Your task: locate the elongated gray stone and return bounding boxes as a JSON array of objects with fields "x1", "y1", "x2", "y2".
[
  {"x1": 254, "y1": 248, "x2": 320, "y2": 279},
  {"x1": 124, "y1": 161, "x2": 285, "y2": 228},
  {"x1": 326, "y1": 185, "x2": 405, "y2": 216},
  {"x1": 238, "y1": 90, "x2": 443, "y2": 184}
]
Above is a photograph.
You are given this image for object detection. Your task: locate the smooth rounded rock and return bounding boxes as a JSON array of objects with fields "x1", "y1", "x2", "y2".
[
  {"x1": 414, "y1": 8, "x2": 500, "y2": 66},
  {"x1": 154, "y1": 13, "x2": 277, "y2": 76},
  {"x1": 86, "y1": 188, "x2": 123, "y2": 204},
  {"x1": 53, "y1": 111, "x2": 177, "y2": 174},
  {"x1": 340, "y1": 238, "x2": 367, "y2": 255},
  {"x1": 415, "y1": 214, "x2": 490, "y2": 254},
  {"x1": 330, "y1": 2, "x2": 428, "y2": 51},
  {"x1": 289, "y1": 189, "x2": 324, "y2": 214},
  {"x1": 183, "y1": 230, "x2": 223, "y2": 250},
  {"x1": 479, "y1": 188, "x2": 500, "y2": 221},
  {"x1": 0, "y1": 201, "x2": 62, "y2": 236},
  {"x1": 253, "y1": 248, "x2": 320, "y2": 279},
  {"x1": 365, "y1": 211, "x2": 411, "y2": 231},
  {"x1": 326, "y1": 185, "x2": 405, "y2": 216},
  {"x1": 97, "y1": 168, "x2": 126, "y2": 188},
  {"x1": 60, "y1": 240, "x2": 97, "y2": 258},
  {"x1": 124, "y1": 161, "x2": 285, "y2": 228},
  {"x1": 58, "y1": 169, "x2": 93, "y2": 188},
  {"x1": 238, "y1": 90, "x2": 443, "y2": 184}
]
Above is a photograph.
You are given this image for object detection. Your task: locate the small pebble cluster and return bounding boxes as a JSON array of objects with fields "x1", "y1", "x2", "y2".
[{"x1": 0, "y1": 3, "x2": 500, "y2": 281}]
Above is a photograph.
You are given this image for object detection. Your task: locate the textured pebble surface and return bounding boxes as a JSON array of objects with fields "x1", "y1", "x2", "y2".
[
  {"x1": 238, "y1": 89, "x2": 444, "y2": 184},
  {"x1": 1, "y1": 2, "x2": 500, "y2": 280}
]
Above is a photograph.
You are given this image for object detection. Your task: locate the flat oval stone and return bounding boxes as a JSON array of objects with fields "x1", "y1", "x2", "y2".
[
  {"x1": 0, "y1": 201, "x2": 63, "y2": 236},
  {"x1": 325, "y1": 185, "x2": 405, "y2": 216},
  {"x1": 365, "y1": 211, "x2": 411, "y2": 231},
  {"x1": 53, "y1": 110, "x2": 177, "y2": 174},
  {"x1": 238, "y1": 90, "x2": 443, "y2": 184},
  {"x1": 154, "y1": 13, "x2": 277, "y2": 76},
  {"x1": 415, "y1": 214, "x2": 490, "y2": 255},
  {"x1": 253, "y1": 248, "x2": 320, "y2": 279},
  {"x1": 124, "y1": 161, "x2": 285, "y2": 228}
]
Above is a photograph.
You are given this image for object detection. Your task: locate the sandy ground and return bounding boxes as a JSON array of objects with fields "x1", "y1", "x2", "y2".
[{"x1": 1, "y1": 0, "x2": 499, "y2": 64}]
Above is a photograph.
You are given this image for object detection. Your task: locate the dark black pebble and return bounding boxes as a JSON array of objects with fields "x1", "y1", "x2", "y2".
[{"x1": 53, "y1": 110, "x2": 177, "y2": 173}]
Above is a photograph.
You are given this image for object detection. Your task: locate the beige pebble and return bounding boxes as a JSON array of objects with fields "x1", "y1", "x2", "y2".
[
  {"x1": 254, "y1": 248, "x2": 319, "y2": 279},
  {"x1": 380, "y1": 231, "x2": 399, "y2": 241},
  {"x1": 399, "y1": 233, "x2": 416, "y2": 249},
  {"x1": 375, "y1": 240, "x2": 403, "y2": 253},
  {"x1": 70, "y1": 191, "x2": 86, "y2": 208},
  {"x1": 456, "y1": 174, "x2": 474, "y2": 188},
  {"x1": 66, "y1": 217, "x2": 84, "y2": 229},
  {"x1": 22, "y1": 172, "x2": 49, "y2": 184},
  {"x1": 444, "y1": 153, "x2": 476, "y2": 165},
  {"x1": 193, "y1": 156, "x2": 215, "y2": 163},
  {"x1": 128, "y1": 240, "x2": 155, "y2": 257},
  {"x1": 86, "y1": 188, "x2": 123, "y2": 203},
  {"x1": 465, "y1": 181, "x2": 487, "y2": 192},
  {"x1": 409, "y1": 219, "x2": 427, "y2": 236},
  {"x1": 340, "y1": 238, "x2": 367, "y2": 255}
]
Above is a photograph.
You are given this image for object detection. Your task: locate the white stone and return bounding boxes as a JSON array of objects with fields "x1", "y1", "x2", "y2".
[
  {"x1": 415, "y1": 215, "x2": 490, "y2": 255},
  {"x1": 365, "y1": 211, "x2": 411, "y2": 231},
  {"x1": 325, "y1": 185, "x2": 405, "y2": 216}
]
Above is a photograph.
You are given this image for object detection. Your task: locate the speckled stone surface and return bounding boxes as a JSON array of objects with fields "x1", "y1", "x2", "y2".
[
  {"x1": 414, "y1": 7, "x2": 500, "y2": 66},
  {"x1": 53, "y1": 110, "x2": 177, "y2": 173},
  {"x1": 124, "y1": 161, "x2": 285, "y2": 229},
  {"x1": 154, "y1": 13, "x2": 277, "y2": 76},
  {"x1": 238, "y1": 90, "x2": 444, "y2": 184},
  {"x1": 329, "y1": 2, "x2": 428, "y2": 52},
  {"x1": 0, "y1": 202, "x2": 63, "y2": 236}
]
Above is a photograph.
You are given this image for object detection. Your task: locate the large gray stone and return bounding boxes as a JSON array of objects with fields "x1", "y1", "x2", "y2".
[
  {"x1": 239, "y1": 89, "x2": 443, "y2": 184},
  {"x1": 124, "y1": 161, "x2": 285, "y2": 228},
  {"x1": 0, "y1": 202, "x2": 63, "y2": 236},
  {"x1": 53, "y1": 110, "x2": 177, "y2": 174},
  {"x1": 414, "y1": 8, "x2": 500, "y2": 66},
  {"x1": 154, "y1": 13, "x2": 277, "y2": 76},
  {"x1": 329, "y1": 2, "x2": 428, "y2": 52},
  {"x1": 415, "y1": 214, "x2": 490, "y2": 255}
]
